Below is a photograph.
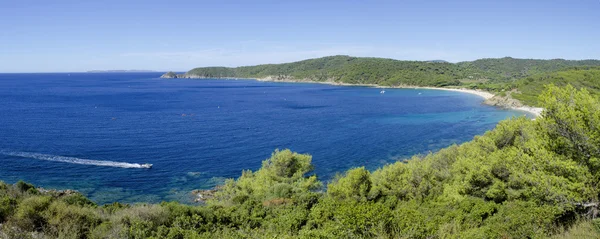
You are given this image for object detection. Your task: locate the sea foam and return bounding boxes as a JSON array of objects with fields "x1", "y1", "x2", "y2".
[{"x1": 1, "y1": 151, "x2": 152, "y2": 169}]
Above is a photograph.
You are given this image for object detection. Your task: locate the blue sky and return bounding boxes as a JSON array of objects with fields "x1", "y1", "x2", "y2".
[{"x1": 1, "y1": 0, "x2": 598, "y2": 72}]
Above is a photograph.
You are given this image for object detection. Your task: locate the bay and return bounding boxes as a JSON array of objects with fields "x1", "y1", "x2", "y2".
[{"x1": 0, "y1": 73, "x2": 530, "y2": 204}]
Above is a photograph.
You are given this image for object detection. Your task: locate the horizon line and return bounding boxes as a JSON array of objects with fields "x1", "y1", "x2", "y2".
[{"x1": 2, "y1": 55, "x2": 600, "y2": 74}]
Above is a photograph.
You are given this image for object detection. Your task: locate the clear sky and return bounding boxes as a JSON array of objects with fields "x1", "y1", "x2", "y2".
[{"x1": 1, "y1": 0, "x2": 599, "y2": 72}]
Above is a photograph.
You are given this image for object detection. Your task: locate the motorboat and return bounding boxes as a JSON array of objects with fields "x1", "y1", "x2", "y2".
[{"x1": 141, "y1": 163, "x2": 153, "y2": 169}]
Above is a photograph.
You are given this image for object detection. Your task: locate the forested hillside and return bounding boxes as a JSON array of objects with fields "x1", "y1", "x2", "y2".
[
  {"x1": 510, "y1": 67, "x2": 600, "y2": 106},
  {"x1": 2, "y1": 85, "x2": 600, "y2": 238},
  {"x1": 457, "y1": 57, "x2": 600, "y2": 82},
  {"x1": 187, "y1": 56, "x2": 465, "y2": 87},
  {"x1": 180, "y1": 55, "x2": 600, "y2": 88}
]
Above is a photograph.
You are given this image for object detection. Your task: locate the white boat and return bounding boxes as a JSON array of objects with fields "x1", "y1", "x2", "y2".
[
  {"x1": 141, "y1": 163, "x2": 153, "y2": 169},
  {"x1": 380, "y1": 90, "x2": 385, "y2": 94}
]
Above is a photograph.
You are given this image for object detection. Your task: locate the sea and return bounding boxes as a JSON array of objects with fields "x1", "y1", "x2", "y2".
[{"x1": 0, "y1": 73, "x2": 531, "y2": 204}]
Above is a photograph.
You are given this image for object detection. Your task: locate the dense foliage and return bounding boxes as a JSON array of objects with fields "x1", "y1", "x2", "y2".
[
  {"x1": 2, "y1": 86, "x2": 600, "y2": 238},
  {"x1": 510, "y1": 67, "x2": 600, "y2": 106},
  {"x1": 188, "y1": 56, "x2": 465, "y2": 87},
  {"x1": 456, "y1": 57, "x2": 600, "y2": 82},
  {"x1": 184, "y1": 55, "x2": 600, "y2": 87}
]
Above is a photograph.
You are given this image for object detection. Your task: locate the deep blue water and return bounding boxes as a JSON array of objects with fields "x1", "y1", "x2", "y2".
[{"x1": 0, "y1": 73, "x2": 530, "y2": 204}]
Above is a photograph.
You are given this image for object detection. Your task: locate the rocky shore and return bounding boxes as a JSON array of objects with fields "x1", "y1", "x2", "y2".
[
  {"x1": 482, "y1": 91, "x2": 543, "y2": 117},
  {"x1": 37, "y1": 187, "x2": 79, "y2": 196},
  {"x1": 191, "y1": 186, "x2": 222, "y2": 203},
  {"x1": 160, "y1": 71, "x2": 251, "y2": 80}
]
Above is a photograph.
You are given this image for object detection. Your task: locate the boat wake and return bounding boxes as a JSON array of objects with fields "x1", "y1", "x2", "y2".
[{"x1": 0, "y1": 151, "x2": 152, "y2": 169}]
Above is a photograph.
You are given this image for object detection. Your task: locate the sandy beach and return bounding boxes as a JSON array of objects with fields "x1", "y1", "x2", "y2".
[
  {"x1": 419, "y1": 87, "x2": 495, "y2": 100},
  {"x1": 416, "y1": 87, "x2": 543, "y2": 117}
]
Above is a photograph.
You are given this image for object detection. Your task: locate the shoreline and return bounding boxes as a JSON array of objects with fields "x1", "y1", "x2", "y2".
[
  {"x1": 164, "y1": 74, "x2": 543, "y2": 117},
  {"x1": 253, "y1": 78, "x2": 544, "y2": 117}
]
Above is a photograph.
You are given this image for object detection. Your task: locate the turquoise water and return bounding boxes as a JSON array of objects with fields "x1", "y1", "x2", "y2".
[{"x1": 0, "y1": 73, "x2": 531, "y2": 204}]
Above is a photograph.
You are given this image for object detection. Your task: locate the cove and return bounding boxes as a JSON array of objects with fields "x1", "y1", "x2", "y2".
[{"x1": 0, "y1": 73, "x2": 531, "y2": 204}]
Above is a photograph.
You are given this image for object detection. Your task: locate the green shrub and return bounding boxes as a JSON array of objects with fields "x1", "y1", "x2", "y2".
[
  {"x1": 327, "y1": 167, "x2": 371, "y2": 201},
  {"x1": 45, "y1": 201, "x2": 101, "y2": 239},
  {"x1": 13, "y1": 195, "x2": 52, "y2": 231},
  {"x1": 0, "y1": 195, "x2": 16, "y2": 222},
  {"x1": 481, "y1": 201, "x2": 561, "y2": 238},
  {"x1": 16, "y1": 180, "x2": 37, "y2": 194},
  {"x1": 62, "y1": 193, "x2": 97, "y2": 207},
  {"x1": 212, "y1": 149, "x2": 321, "y2": 204}
]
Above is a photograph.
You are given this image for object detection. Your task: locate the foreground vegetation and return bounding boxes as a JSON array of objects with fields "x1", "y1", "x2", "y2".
[{"x1": 2, "y1": 85, "x2": 600, "y2": 238}]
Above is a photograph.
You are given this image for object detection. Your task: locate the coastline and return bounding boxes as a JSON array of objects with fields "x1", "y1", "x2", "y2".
[
  {"x1": 163, "y1": 73, "x2": 543, "y2": 117},
  {"x1": 417, "y1": 87, "x2": 543, "y2": 117},
  {"x1": 253, "y1": 77, "x2": 544, "y2": 118}
]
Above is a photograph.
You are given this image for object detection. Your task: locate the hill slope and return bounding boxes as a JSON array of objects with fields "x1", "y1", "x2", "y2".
[
  {"x1": 511, "y1": 66, "x2": 600, "y2": 106},
  {"x1": 176, "y1": 55, "x2": 600, "y2": 88},
  {"x1": 186, "y1": 55, "x2": 466, "y2": 87},
  {"x1": 457, "y1": 57, "x2": 600, "y2": 82}
]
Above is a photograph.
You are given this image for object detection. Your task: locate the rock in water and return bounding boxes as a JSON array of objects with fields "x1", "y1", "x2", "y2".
[{"x1": 160, "y1": 71, "x2": 178, "y2": 79}]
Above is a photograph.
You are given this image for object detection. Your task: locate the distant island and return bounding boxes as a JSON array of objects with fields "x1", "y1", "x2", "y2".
[{"x1": 87, "y1": 70, "x2": 156, "y2": 73}]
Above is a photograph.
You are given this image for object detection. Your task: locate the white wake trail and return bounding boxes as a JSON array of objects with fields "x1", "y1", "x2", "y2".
[{"x1": 1, "y1": 151, "x2": 152, "y2": 169}]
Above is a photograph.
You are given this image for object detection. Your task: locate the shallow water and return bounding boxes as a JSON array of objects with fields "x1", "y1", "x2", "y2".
[{"x1": 0, "y1": 73, "x2": 530, "y2": 204}]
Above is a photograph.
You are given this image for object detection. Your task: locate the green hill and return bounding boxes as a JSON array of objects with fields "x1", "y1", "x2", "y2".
[
  {"x1": 187, "y1": 55, "x2": 466, "y2": 87},
  {"x1": 457, "y1": 57, "x2": 600, "y2": 82},
  {"x1": 511, "y1": 67, "x2": 600, "y2": 106},
  {"x1": 186, "y1": 67, "x2": 237, "y2": 78},
  {"x1": 182, "y1": 56, "x2": 600, "y2": 88}
]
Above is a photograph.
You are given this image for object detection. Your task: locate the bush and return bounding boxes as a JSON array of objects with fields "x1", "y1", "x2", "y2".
[
  {"x1": 212, "y1": 149, "x2": 321, "y2": 204},
  {"x1": 16, "y1": 180, "x2": 37, "y2": 194},
  {"x1": 45, "y1": 201, "x2": 101, "y2": 238},
  {"x1": 62, "y1": 193, "x2": 97, "y2": 207},
  {"x1": 13, "y1": 196, "x2": 52, "y2": 231},
  {"x1": 327, "y1": 167, "x2": 371, "y2": 201},
  {"x1": 0, "y1": 195, "x2": 16, "y2": 222}
]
